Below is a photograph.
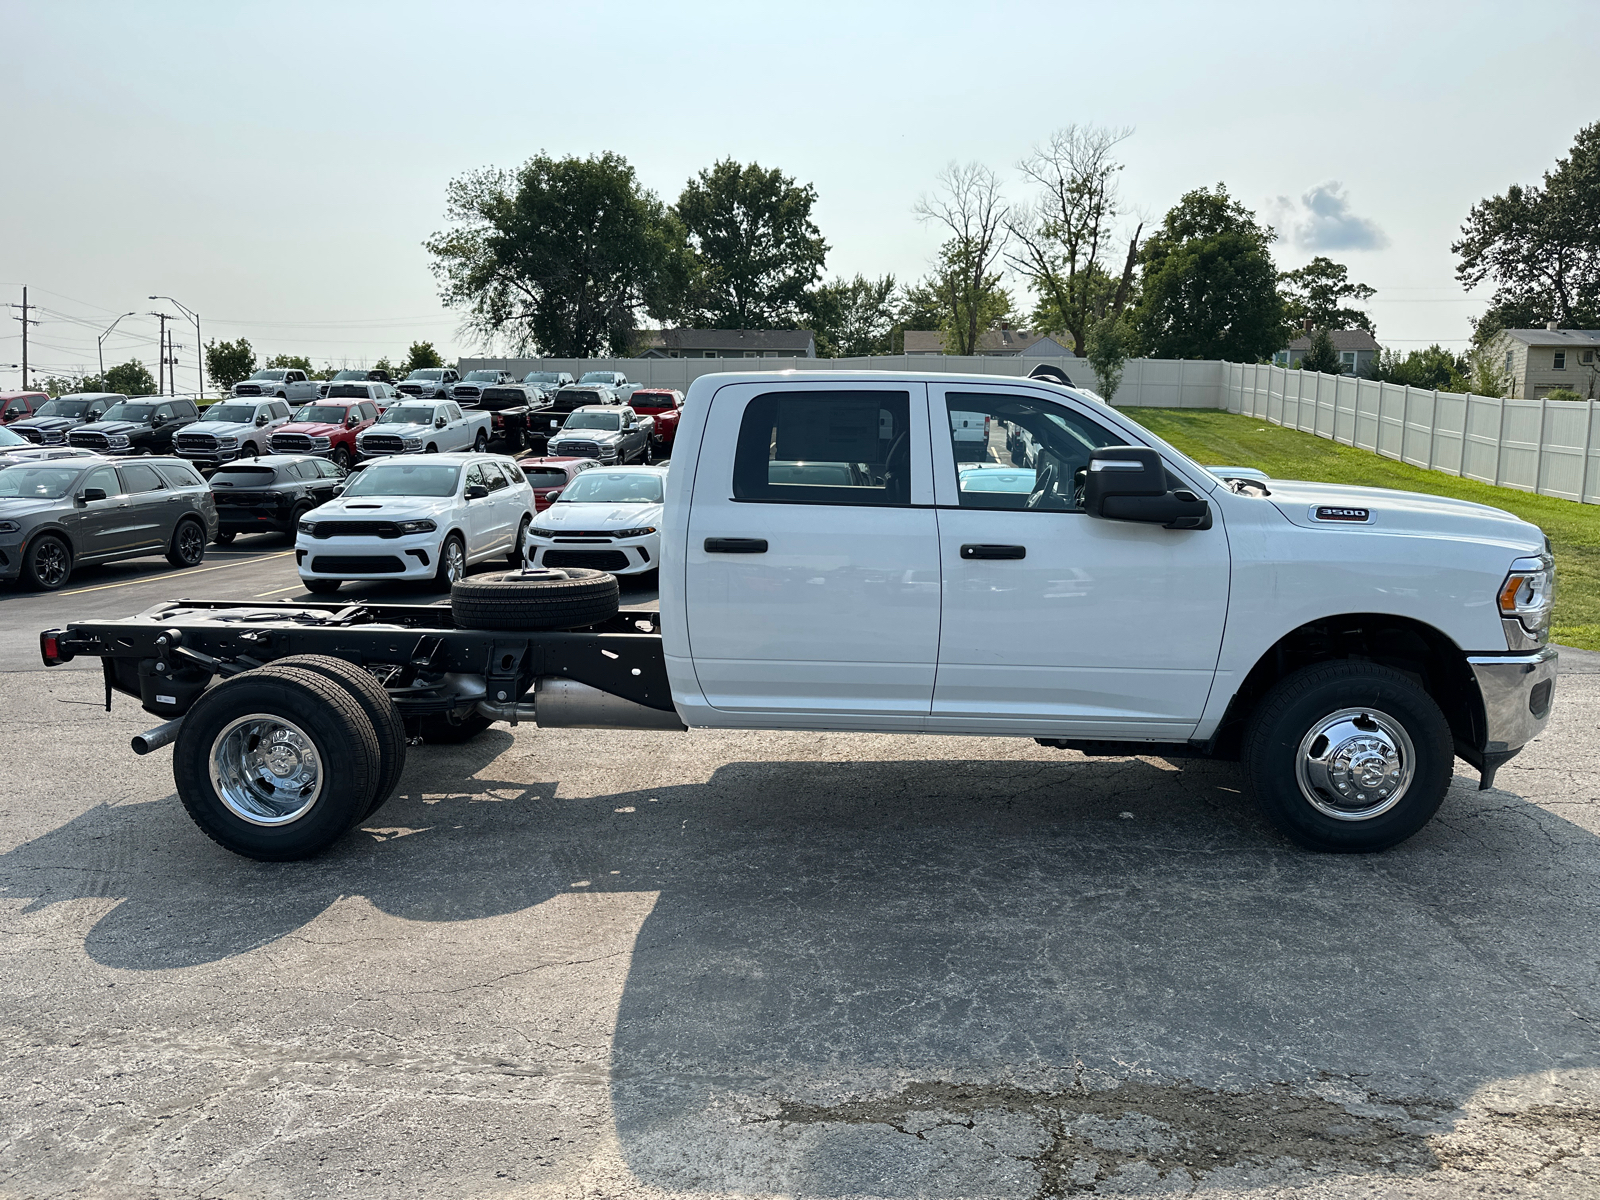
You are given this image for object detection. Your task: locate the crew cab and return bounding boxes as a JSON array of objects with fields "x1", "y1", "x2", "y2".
[
  {"x1": 546, "y1": 405, "x2": 654, "y2": 465},
  {"x1": 270, "y1": 394, "x2": 382, "y2": 467},
  {"x1": 576, "y1": 370, "x2": 635, "y2": 400},
  {"x1": 10, "y1": 393, "x2": 119, "y2": 445},
  {"x1": 42, "y1": 370, "x2": 1559, "y2": 863},
  {"x1": 175, "y1": 399, "x2": 294, "y2": 466},
  {"x1": 396, "y1": 368, "x2": 460, "y2": 399},
  {"x1": 627, "y1": 388, "x2": 683, "y2": 453},
  {"x1": 449, "y1": 370, "x2": 517, "y2": 406},
  {"x1": 209, "y1": 454, "x2": 346, "y2": 544},
  {"x1": 535, "y1": 384, "x2": 618, "y2": 439},
  {"x1": 293, "y1": 452, "x2": 534, "y2": 591},
  {"x1": 232, "y1": 369, "x2": 318, "y2": 402},
  {"x1": 0, "y1": 392, "x2": 46, "y2": 425},
  {"x1": 318, "y1": 368, "x2": 392, "y2": 398},
  {"x1": 522, "y1": 371, "x2": 575, "y2": 401},
  {"x1": 516, "y1": 455, "x2": 600, "y2": 511},
  {"x1": 354, "y1": 401, "x2": 492, "y2": 459},
  {"x1": 68, "y1": 397, "x2": 199, "y2": 456}
]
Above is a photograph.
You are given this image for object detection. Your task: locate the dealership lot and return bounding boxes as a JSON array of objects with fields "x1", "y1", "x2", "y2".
[{"x1": 2, "y1": 554, "x2": 1599, "y2": 1196}]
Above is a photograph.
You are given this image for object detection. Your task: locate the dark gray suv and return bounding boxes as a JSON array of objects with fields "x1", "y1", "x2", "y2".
[{"x1": 0, "y1": 457, "x2": 218, "y2": 591}]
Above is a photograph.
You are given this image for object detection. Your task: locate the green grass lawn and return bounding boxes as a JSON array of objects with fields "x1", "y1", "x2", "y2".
[{"x1": 1126, "y1": 407, "x2": 1599, "y2": 651}]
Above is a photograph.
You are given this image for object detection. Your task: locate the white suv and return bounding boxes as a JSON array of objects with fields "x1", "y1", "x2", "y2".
[{"x1": 294, "y1": 452, "x2": 534, "y2": 593}]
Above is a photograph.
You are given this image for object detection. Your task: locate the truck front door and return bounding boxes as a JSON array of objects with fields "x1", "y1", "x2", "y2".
[
  {"x1": 927, "y1": 382, "x2": 1230, "y2": 738},
  {"x1": 685, "y1": 382, "x2": 940, "y2": 726}
]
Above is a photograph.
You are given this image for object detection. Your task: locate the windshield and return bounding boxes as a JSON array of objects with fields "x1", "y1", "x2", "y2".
[
  {"x1": 343, "y1": 462, "x2": 460, "y2": 498},
  {"x1": 99, "y1": 403, "x2": 157, "y2": 422},
  {"x1": 247, "y1": 370, "x2": 288, "y2": 381},
  {"x1": 563, "y1": 412, "x2": 621, "y2": 431},
  {"x1": 0, "y1": 465, "x2": 83, "y2": 499},
  {"x1": 405, "y1": 369, "x2": 446, "y2": 381},
  {"x1": 522, "y1": 468, "x2": 569, "y2": 486},
  {"x1": 377, "y1": 406, "x2": 436, "y2": 425},
  {"x1": 200, "y1": 404, "x2": 257, "y2": 422},
  {"x1": 523, "y1": 372, "x2": 561, "y2": 384},
  {"x1": 579, "y1": 372, "x2": 618, "y2": 384},
  {"x1": 557, "y1": 471, "x2": 662, "y2": 504},
  {"x1": 0, "y1": 427, "x2": 26, "y2": 447},
  {"x1": 293, "y1": 404, "x2": 356, "y2": 423},
  {"x1": 33, "y1": 399, "x2": 93, "y2": 418},
  {"x1": 462, "y1": 371, "x2": 499, "y2": 382}
]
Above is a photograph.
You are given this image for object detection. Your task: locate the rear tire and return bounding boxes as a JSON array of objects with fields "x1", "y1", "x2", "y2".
[
  {"x1": 508, "y1": 515, "x2": 531, "y2": 566},
  {"x1": 1244, "y1": 662, "x2": 1454, "y2": 853},
  {"x1": 474, "y1": 430, "x2": 488, "y2": 453},
  {"x1": 451, "y1": 567, "x2": 619, "y2": 631},
  {"x1": 166, "y1": 518, "x2": 207, "y2": 567},
  {"x1": 269, "y1": 655, "x2": 406, "y2": 820}
]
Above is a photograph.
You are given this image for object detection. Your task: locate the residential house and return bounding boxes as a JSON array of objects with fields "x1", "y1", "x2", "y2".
[
  {"x1": 1273, "y1": 329, "x2": 1380, "y2": 376},
  {"x1": 902, "y1": 326, "x2": 1076, "y2": 357},
  {"x1": 1486, "y1": 323, "x2": 1600, "y2": 399},
  {"x1": 632, "y1": 328, "x2": 816, "y2": 359}
]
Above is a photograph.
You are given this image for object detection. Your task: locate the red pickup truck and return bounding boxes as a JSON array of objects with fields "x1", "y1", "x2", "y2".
[
  {"x1": 267, "y1": 396, "x2": 381, "y2": 468},
  {"x1": 627, "y1": 388, "x2": 683, "y2": 453}
]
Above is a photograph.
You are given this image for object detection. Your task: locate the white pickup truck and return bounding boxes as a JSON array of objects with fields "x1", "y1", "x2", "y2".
[
  {"x1": 43, "y1": 370, "x2": 1558, "y2": 862},
  {"x1": 354, "y1": 400, "x2": 492, "y2": 458},
  {"x1": 231, "y1": 369, "x2": 319, "y2": 403}
]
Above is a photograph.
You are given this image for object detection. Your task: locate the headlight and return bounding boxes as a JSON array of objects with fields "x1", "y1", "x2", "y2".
[
  {"x1": 402, "y1": 437, "x2": 423, "y2": 449},
  {"x1": 1499, "y1": 554, "x2": 1555, "y2": 646},
  {"x1": 0, "y1": 520, "x2": 18, "y2": 534},
  {"x1": 218, "y1": 436, "x2": 239, "y2": 447},
  {"x1": 309, "y1": 436, "x2": 331, "y2": 449},
  {"x1": 396, "y1": 518, "x2": 437, "y2": 534},
  {"x1": 611, "y1": 526, "x2": 657, "y2": 539},
  {"x1": 107, "y1": 435, "x2": 129, "y2": 447},
  {"x1": 298, "y1": 521, "x2": 317, "y2": 535},
  {"x1": 529, "y1": 526, "x2": 557, "y2": 538}
]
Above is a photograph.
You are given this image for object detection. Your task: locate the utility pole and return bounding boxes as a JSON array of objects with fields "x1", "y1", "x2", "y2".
[
  {"x1": 8, "y1": 287, "x2": 39, "y2": 388},
  {"x1": 150, "y1": 296, "x2": 202, "y2": 397},
  {"x1": 149, "y1": 311, "x2": 173, "y2": 395}
]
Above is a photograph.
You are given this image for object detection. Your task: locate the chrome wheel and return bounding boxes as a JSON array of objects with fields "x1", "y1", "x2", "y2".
[
  {"x1": 443, "y1": 538, "x2": 465, "y2": 583},
  {"x1": 1294, "y1": 707, "x2": 1415, "y2": 822},
  {"x1": 208, "y1": 714, "x2": 324, "y2": 826},
  {"x1": 177, "y1": 521, "x2": 205, "y2": 564}
]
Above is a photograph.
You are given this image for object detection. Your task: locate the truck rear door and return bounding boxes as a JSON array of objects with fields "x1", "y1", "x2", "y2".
[{"x1": 685, "y1": 381, "x2": 940, "y2": 726}]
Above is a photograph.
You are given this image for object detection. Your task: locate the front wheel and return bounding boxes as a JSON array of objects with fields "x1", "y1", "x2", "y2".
[
  {"x1": 304, "y1": 577, "x2": 342, "y2": 595},
  {"x1": 332, "y1": 445, "x2": 352, "y2": 469},
  {"x1": 434, "y1": 533, "x2": 466, "y2": 588},
  {"x1": 1244, "y1": 662, "x2": 1454, "y2": 853},
  {"x1": 21, "y1": 534, "x2": 72, "y2": 591}
]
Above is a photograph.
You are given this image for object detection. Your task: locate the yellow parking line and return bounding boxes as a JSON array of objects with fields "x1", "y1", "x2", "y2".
[
  {"x1": 57, "y1": 552, "x2": 295, "y2": 597},
  {"x1": 254, "y1": 584, "x2": 307, "y2": 597}
]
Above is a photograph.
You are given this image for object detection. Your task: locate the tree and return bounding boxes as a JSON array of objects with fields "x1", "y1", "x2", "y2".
[
  {"x1": 1297, "y1": 328, "x2": 1345, "y2": 374},
  {"x1": 1370, "y1": 345, "x2": 1468, "y2": 392},
  {"x1": 1129, "y1": 184, "x2": 1285, "y2": 361},
  {"x1": 372, "y1": 356, "x2": 398, "y2": 379},
  {"x1": 890, "y1": 277, "x2": 947, "y2": 353},
  {"x1": 102, "y1": 360, "x2": 158, "y2": 395},
  {"x1": 1280, "y1": 256, "x2": 1375, "y2": 334},
  {"x1": 1546, "y1": 387, "x2": 1584, "y2": 402},
  {"x1": 1005, "y1": 125, "x2": 1142, "y2": 354},
  {"x1": 1084, "y1": 315, "x2": 1133, "y2": 402},
  {"x1": 1456, "y1": 121, "x2": 1600, "y2": 346},
  {"x1": 1466, "y1": 348, "x2": 1505, "y2": 398},
  {"x1": 264, "y1": 354, "x2": 314, "y2": 374},
  {"x1": 915, "y1": 162, "x2": 1010, "y2": 355},
  {"x1": 674, "y1": 159, "x2": 828, "y2": 329},
  {"x1": 425, "y1": 151, "x2": 689, "y2": 357},
  {"x1": 400, "y1": 340, "x2": 444, "y2": 375},
  {"x1": 35, "y1": 374, "x2": 86, "y2": 397},
  {"x1": 206, "y1": 338, "x2": 256, "y2": 392},
  {"x1": 804, "y1": 274, "x2": 898, "y2": 357}
]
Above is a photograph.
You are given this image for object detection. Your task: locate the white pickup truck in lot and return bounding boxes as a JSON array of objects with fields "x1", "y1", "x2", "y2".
[
  {"x1": 354, "y1": 400, "x2": 492, "y2": 458},
  {"x1": 42, "y1": 370, "x2": 1557, "y2": 862}
]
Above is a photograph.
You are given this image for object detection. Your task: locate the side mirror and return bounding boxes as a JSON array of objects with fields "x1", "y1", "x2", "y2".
[
  {"x1": 1083, "y1": 446, "x2": 1211, "y2": 530},
  {"x1": 332, "y1": 483, "x2": 346, "y2": 496},
  {"x1": 465, "y1": 484, "x2": 489, "y2": 500},
  {"x1": 545, "y1": 489, "x2": 562, "y2": 502},
  {"x1": 347, "y1": 416, "x2": 360, "y2": 427},
  {"x1": 256, "y1": 415, "x2": 269, "y2": 427},
  {"x1": 80, "y1": 487, "x2": 107, "y2": 503},
  {"x1": 435, "y1": 416, "x2": 447, "y2": 429}
]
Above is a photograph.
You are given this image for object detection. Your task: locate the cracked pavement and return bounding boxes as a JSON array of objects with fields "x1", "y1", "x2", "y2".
[{"x1": 1, "y1": 648, "x2": 1598, "y2": 1198}]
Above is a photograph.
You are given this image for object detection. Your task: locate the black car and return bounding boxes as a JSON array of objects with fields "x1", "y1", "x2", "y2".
[
  {"x1": 534, "y1": 386, "x2": 618, "y2": 438},
  {"x1": 10, "y1": 392, "x2": 121, "y2": 446},
  {"x1": 476, "y1": 383, "x2": 547, "y2": 453},
  {"x1": 68, "y1": 397, "x2": 199, "y2": 456},
  {"x1": 208, "y1": 454, "x2": 347, "y2": 544}
]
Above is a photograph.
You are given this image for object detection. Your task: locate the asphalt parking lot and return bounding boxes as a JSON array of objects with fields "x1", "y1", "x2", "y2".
[{"x1": 2, "y1": 554, "x2": 1599, "y2": 1198}]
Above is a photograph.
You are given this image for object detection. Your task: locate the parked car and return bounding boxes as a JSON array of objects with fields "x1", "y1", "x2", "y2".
[
  {"x1": 546, "y1": 405, "x2": 653, "y2": 465},
  {"x1": 269, "y1": 395, "x2": 382, "y2": 467},
  {"x1": 627, "y1": 388, "x2": 684, "y2": 454},
  {"x1": 0, "y1": 392, "x2": 47, "y2": 425},
  {"x1": 522, "y1": 464, "x2": 664, "y2": 576},
  {"x1": 231, "y1": 369, "x2": 318, "y2": 402},
  {"x1": 9, "y1": 393, "x2": 121, "y2": 445},
  {"x1": 449, "y1": 370, "x2": 517, "y2": 406},
  {"x1": 174, "y1": 399, "x2": 294, "y2": 467},
  {"x1": 317, "y1": 368, "x2": 392, "y2": 398},
  {"x1": 514, "y1": 454, "x2": 600, "y2": 511},
  {"x1": 0, "y1": 456, "x2": 216, "y2": 590},
  {"x1": 0, "y1": 424, "x2": 101, "y2": 470},
  {"x1": 396, "y1": 368, "x2": 460, "y2": 399},
  {"x1": 209, "y1": 454, "x2": 346, "y2": 544},
  {"x1": 68, "y1": 397, "x2": 200, "y2": 456},
  {"x1": 521, "y1": 371, "x2": 575, "y2": 401},
  {"x1": 294, "y1": 452, "x2": 534, "y2": 591},
  {"x1": 576, "y1": 370, "x2": 636, "y2": 401},
  {"x1": 355, "y1": 401, "x2": 492, "y2": 459}
]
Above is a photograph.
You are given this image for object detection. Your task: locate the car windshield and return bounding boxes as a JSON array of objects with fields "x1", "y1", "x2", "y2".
[
  {"x1": 211, "y1": 465, "x2": 282, "y2": 487},
  {"x1": 200, "y1": 404, "x2": 257, "y2": 422},
  {"x1": 33, "y1": 399, "x2": 92, "y2": 418},
  {"x1": 293, "y1": 404, "x2": 355, "y2": 422},
  {"x1": 557, "y1": 471, "x2": 662, "y2": 504},
  {"x1": 0, "y1": 465, "x2": 82, "y2": 499},
  {"x1": 579, "y1": 373, "x2": 617, "y2": 384},
  {"x1": 378, "y1": 406, "x2": 435, "y2": 424},
  {"x1": 0, "y1": 426, "x2": 26, "y2": 447},
  {"x1": 563, "y1": 412, "x2": 621, "y2": 431},
  {"x1": 522, "y1": 468, "x2": 570, "y2": 486},
  {"x1": 343, "y1": 463, "x2": 460, "y2": 498},
  {"x1": 462, "y1": 371, "x2": 499, "y2": 382},
  {"x1": 405, "y1": 369, "x2": 446, "y2": 381},
  {"x1": 99, "y1": 403, "x2": 157, "y2": 422},
  {"x1": 523, "y1": 373, "x2": 561, "y2": 384},
  {"x1": 247, "y1": 370, "x2": 288, "y2": 381}
]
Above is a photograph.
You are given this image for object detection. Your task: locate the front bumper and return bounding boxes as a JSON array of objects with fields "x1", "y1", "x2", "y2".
[
  {"x1": 0, "y1": 538, "x2": 24, "y2": 581},
  {"x1": 526, "y1": 533, "x2": 658, "y2": 575},
  {"x1": 1465, "y1": 646, "x2": 1559, "y2": 785},
  {"x1": 178, "y1": 447, "x2": 245, "y2": 465},
  {"x1": 295, "y1": 531, "x2": 444, "y2": 581}
]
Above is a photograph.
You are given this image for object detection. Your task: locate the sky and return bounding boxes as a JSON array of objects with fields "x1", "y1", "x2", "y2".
[{"x1": 4, "y1": 0, "x2": 1597, "y2": 391}]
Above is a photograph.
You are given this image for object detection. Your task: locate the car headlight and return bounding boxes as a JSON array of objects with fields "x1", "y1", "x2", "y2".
[
  {"x1": 309, "y1": 436, "x2": 331, "y2": 449},
  {"x1": 0, "y1": 520, "x2": 18, "y2": 534},
  {"x1": 396, "y1": 518, "x2": 437, "y2": 534},
  {"x1": 107, "y1": 434, "x2": 129, "y2": 447},
  {"x1": 1499, "y1": 554, "x2": 1555, "y2": 646},
  {"x1": 529, "y1": 526, "x2": 557, "y2": 538},
  {"x1": 218, "y1": 436, "x2": 239, "y2": 447},
  {"x1": 402, "y1": 437, "x2": 423, "y2": 449},
  {"x1": 611, "y1": 526, "x2": 657, "y2": 539}
]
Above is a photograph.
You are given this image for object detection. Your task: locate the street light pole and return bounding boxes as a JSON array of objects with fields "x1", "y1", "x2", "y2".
[
  {"x1": 150, "y1": 295, "x2": 202, "y2": 397},
  {"x1": 97, "y1": 312, "x2": 138, "y2": 378}
]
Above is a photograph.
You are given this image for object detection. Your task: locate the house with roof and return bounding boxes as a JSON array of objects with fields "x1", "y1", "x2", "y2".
[
  {"x1": 1486, "y1": 323, "x2": 1600, "y2": 399},
  {"x1": 1273, "y1": 328, "x2": 1381, "y2": 376},
  {"x1": 902, "y1": 326, "x2": 1076, "y2": 357},
  {"x1": 632, "y1": 328, "x2": 816, "y2": 359}
]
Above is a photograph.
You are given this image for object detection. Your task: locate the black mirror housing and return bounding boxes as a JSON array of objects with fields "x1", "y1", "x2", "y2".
[
  {"x1": 1084, "y1": 446, "x2": 1211, "y2": 530},
  {"x1": 80, "y1": 487, "x2": 107, "y2": 503},
  {"x1": 465, "y1": 484, "x2": 489, "y2": 500}
]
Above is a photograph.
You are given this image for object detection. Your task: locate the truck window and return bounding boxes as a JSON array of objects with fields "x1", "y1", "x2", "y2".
[
  {"x1": 943, "y1": 392, "x2": 1122, "y2": 512},
  {"x1": 733, "y1": 390, "x2": 912, "y2": 507}
]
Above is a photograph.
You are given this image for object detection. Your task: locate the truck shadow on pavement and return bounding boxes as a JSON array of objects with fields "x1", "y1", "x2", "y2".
[{"x1": 5, "y1": 739, "x2": 1600, "y2": 1193}]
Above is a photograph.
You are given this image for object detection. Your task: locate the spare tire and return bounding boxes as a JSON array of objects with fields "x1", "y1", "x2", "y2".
[{"x1": 451, "y1": 567, "x2": 619, "y2": 631}]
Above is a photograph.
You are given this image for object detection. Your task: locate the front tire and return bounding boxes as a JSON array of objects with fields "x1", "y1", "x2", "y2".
[
  {"x1": 1244, "y1": 662, "x2": 1454, "y2": 853},
  {"x1": 332, "y1": 445, "x2": 352, "y2": 469},
  {"x1": 166, "y1": 518, "x2": 207, "y2": 567},
  {"x1": 434, "y1": 533, "x2": 466, "y2": 588},
  {"x1": 304, "y1": 578, "x2": 342, "y2": 595},
  {"x1": 21, "y1": 534, "x2": 72, "y2": 591}
]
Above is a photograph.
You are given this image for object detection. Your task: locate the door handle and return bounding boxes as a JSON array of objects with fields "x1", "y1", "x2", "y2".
[
  {"x1": 960, "y1": 543, "x2": 1026, "y2": 560},
  {"x1": 705, "y1": 537, "x2": 767, "y2": 554}
]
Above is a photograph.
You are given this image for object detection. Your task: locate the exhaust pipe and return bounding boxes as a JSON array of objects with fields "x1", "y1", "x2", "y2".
[
  {"x1": 132, "y1": 716, "x2": 184, "y2": 755},
  {"x1": 475, "y1": 678, "x2": 684, "y2": 731}
]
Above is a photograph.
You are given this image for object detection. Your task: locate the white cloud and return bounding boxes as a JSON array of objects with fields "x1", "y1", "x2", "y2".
[{"x1": 1272, "y1": 182, "x2": 1389, "y2": 252}]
